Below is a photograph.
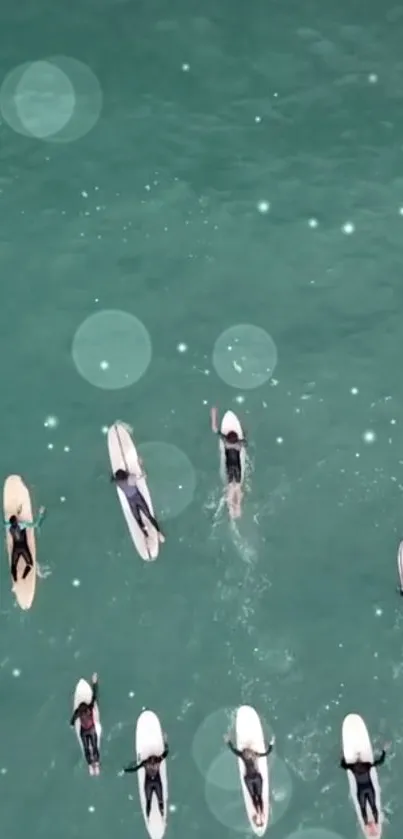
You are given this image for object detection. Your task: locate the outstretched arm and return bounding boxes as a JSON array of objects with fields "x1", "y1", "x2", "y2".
[
  {"x1": 70, "y1": 708, "x2": 80, "y2": 726},
  {"x1": 257, "y1": 738, "x2": 275, "y2": 757},
  {"x1": 88, "y1": 674, "x2": 98, "y2": 709},
  {"x1": 340, "y1": 756, "x2": 354, "y2": 770},
  {"x1": 33, "y1": 507, "x2": 46, "y2": 529},
  {"x1": 123, "y1": 759, "x2": 145, "y2": 773},
  {"x1": 157, "y1": 746, "x2": 169, "y2": 763},
  {"x1": 211, "y1": 406, "x2": 219, "y2": 434},
  {"x1": 225, "y1": 738, "x2": 244, "y2": 758},
  {"x1": 19, "y1": 507, "x2": 47, "y2": 529},
  {"x1": 372, "y1": 749, "x2": 386, "y2": 767}
]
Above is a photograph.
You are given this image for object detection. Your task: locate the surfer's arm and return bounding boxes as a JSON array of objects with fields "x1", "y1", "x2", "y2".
[
  {"x1": 372, "y1": 749, "x2": 386, "y2": 767},
  {"x1": 70, "y1": 708, "x2": 79, "y2": 726},
  {"x1": 227, "y1": 740, "x2": 244, "y2": 758},
  {"x1": 33, "y1": 507, "x2": 46, "y2": 529},
  {"x1": 123, "y1": 760, "x2": 144, "y2": 773},
  {"x1": 257, "y1": 744, "x2": 273, "y2": 757},
  {"x1": 88, "y1": 679, "x2": 99, "y2": 709},
  {"x1": 339, "y1": 757, "x2": 353, "y2": 770},
  {"x1": 158, "y1": 747, "x2": 169, "y2": 763}
]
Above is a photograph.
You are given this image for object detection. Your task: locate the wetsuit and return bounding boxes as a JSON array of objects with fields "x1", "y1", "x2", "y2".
[
  {"x1": 227, "y1": 741, "x2": 273, "y2": 811},
  {"x1": 340, "y1": 750, "x2": 386, "y2": 824},
  {"x1": 70, "y1": 682, "x2": 100, "y2": 766},
  {"x1": 218, "y1": 434, "x2": 246, "y2": 484},
  {"x1": 4, "y1": 511, "x2": 44, "y2": 583},
  {"x1": 115, "y1": 477, "x2": 162, "y2": 538},
  {"x1": 124, "y1": 747, "x2": 169, "y2": 818}
]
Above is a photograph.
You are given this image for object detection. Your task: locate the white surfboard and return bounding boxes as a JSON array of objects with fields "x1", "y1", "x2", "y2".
[
  {"x1": 73, "y1": 679, "x2": 102, "y2": 774},
  {"x1": 235, "y1": 705, "x2": 270, "y2": 836},
  {"x1": 342, "y1": 714, "x2": 382, "y2": 838},
  {"x1": 3, "y1": 475, "x2": 37, "y2": 610},
  {"x1": 397, "y1": 541, "x2": 403, "y2": 589},
  {"x1": 107, "y1": 423, "x2": 159, "y2": 561},
  {"x1": 219, "y1": 411, "x2": 246, "y2": 485},
  {"x1": 135, "y1": 709, "x2": 168, "y2": 839}
]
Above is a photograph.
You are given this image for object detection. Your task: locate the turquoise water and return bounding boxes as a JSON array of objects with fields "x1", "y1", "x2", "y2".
[{"x1": 1, "y1": 2, "x2": 403, "y2": 839}]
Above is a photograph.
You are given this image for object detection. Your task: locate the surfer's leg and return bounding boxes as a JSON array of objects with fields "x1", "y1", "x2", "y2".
[
  {"x1": 357, "y1": 786, "x2": 369, "y2": 825},
  {"x1": 129, "y1": 500, "x2": 149, "y2": 536},
  {"x1": 145, "y1": 778, "x2": 154, "y2": 818},
  {"x1": 136, "y1": 494, "x2": 165, "y2": 539},
  {"x1": 154, "y1": 774, "x2": 164, "y2": 816},
  {"x1": 244, "y1": 775, "x2": 258, "y2": 807},
  {"x1": 253, "y1": 774, "x2": 263, "y2": 812},
  {"x1": 21, "y1": 547, "x2": 33, "y2": 579},
  {"x1": 89, "y1": 729, "x2": 100, "y2": 762},
  {"x1": 366, "y1": 784, "x2": 379, "y2": 823},
  {"x1": 81, "y1": 731, "x2": 93, "y2": 765},
  {"x1": 233, "y1": 452, "x2": 242, "y2": 485},
  {"x1": 10, "y1": 547, "x2": 19, "y2": 582}
]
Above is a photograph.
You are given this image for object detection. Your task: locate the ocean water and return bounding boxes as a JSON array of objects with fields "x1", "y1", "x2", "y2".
[{"x1": 1, "y1": 1, "x2": 403, "y2": 839}]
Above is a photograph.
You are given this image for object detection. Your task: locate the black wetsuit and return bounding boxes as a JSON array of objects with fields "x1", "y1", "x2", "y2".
[
  {"x1": 70, "y1": 683, "x2": 100, "y2": 766},
  {"x1": 340, "y1": 750, "x2": 386, "y2": 824},
  {"x1": 218, "y1": 434, "x2": 246, "y2": 484},
  {"x1": 227, "y1": 741, "x2": 273, "y2": 811},
  {"x1": 124, "y1": 747, "x2": 169, "y2": 817},
  {"x1": 116, "y1": 479, "x2": 162, "y2": 538},
  {"x1": 9, "y1": 524, "x2": 33, "y2": 583}
]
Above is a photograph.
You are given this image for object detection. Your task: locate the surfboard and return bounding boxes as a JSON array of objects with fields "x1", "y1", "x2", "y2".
[
  {"x1": 73, "y1": 679, "x2": 102, "y2": 775},
  {"x1": 235, "y1": 705, "x2": 270, "y2": 836},
  {"x1": 135, "y1": 709, "x2": 168, "y2": 839},
  {"x1": 219, "y1": 411, "x2": 246, "y2": 519},
  {"x1": 3, "y1": 475, "x2": 37, "y2": 610},
  {"x1": 397, "y1": 541, "x2": 403, "y2": 590},
  {"x1": 342, "y1": 714, "x2": 382, "y2": 838},
  {"x1": 107, "y1": 423, "x2": 159, "y2": 561},
  {"x1": 219, "y1": 411, "x2": 246, "y2": 485}
]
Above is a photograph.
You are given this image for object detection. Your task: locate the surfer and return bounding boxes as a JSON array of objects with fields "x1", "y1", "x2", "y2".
[
  {"x1": 4, "y1": 505, "x2": 46, "y2": 587},
  {"x1": 70, "y1": 673, "x2": 100, "y2": 768},
  {"x1": 110, "y1": 469, "x2": 165, "y2": 543},
  {"x1": 211, "y1": 406, "x2": 247, "y2": 518},
  {"x1": 224, "y1": 733, "x2": 275, "y2": 827},
  {"x1": 123, "y1": 737, "x2": 169, "y2": 818},
  {"x1": 340, "y1": 742, "x2": 390, "y2": 830}
]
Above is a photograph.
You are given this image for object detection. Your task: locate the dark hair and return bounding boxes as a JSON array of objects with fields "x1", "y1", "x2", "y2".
[
  {"x1": 112, "y1": 468, "x2": 128, "y2": 482},
  {"x1": 226, "y1": 431, "x2": 238, "y2": 444},
  {"x1": 9, "y1": 515, "x2": 18, "y2": 526}
]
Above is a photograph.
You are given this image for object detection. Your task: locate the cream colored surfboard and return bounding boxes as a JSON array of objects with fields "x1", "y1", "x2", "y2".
[{"x1": 3, "y1": 475, "x2": 37, "y2": 610}]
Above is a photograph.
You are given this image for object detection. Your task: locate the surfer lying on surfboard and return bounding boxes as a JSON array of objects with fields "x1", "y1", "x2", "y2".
[
  {"x1": 123, "y1": 737, "x2": 169, "y2": 818},
  {"x1": 211, "y1": 407, "x2": 247, "y2": 518},
  {"x1": 340, "y1": 742, "x2": 389, "y2": 833},
  {"x1": 4, "y1": 506, "x2": 46, "y2": 588},
  {"x1": 70, "y1": 673, "x2": 100, "y2": 769},
  {"x1": 111, "y1": 469, "x2": 165, "y2": 544},
  {"x1": 224, "y1": 733, "x2": 274, "y2": 827}
]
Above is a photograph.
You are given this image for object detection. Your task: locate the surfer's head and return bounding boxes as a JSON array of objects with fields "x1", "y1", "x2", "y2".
[
  {"x1": 355, "y1": 752, "x2": 362, "y2": 762},
  {"x1": 9, "y1": 515, "x2": 18, "y2": 527},
  {"x1": 243, "y1": 747, "x2": 256, "y2": 760},
  {"x1": 226, "y1": 431, "x2": 239, "y2": 444},
  {"x1": 112, "y1": 469, "x2": 128, "y2": 482}
]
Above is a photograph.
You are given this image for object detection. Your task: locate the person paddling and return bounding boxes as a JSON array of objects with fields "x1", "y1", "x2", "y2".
[
  {"x1": 224, "y1": 733, "x2": 274, "y2": 827},
  {"x1": 4, "y1": 505, "x2": 46, "y2": 589},
  {"x1": 111, "y1": 468, "x2": 165, "y2": 543},
  {"x1": 211, "y1": 406, "x2": 246, "y2": 518},
  {"x1": 123, "y1": 736, "x2": 169, "y2": 819},
  {"x1": 70, "y1": 673, "x2": 100, "y2": 771},
  {"x1": 340, "y1": 742, "x2": 390, "y2": 834}
]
